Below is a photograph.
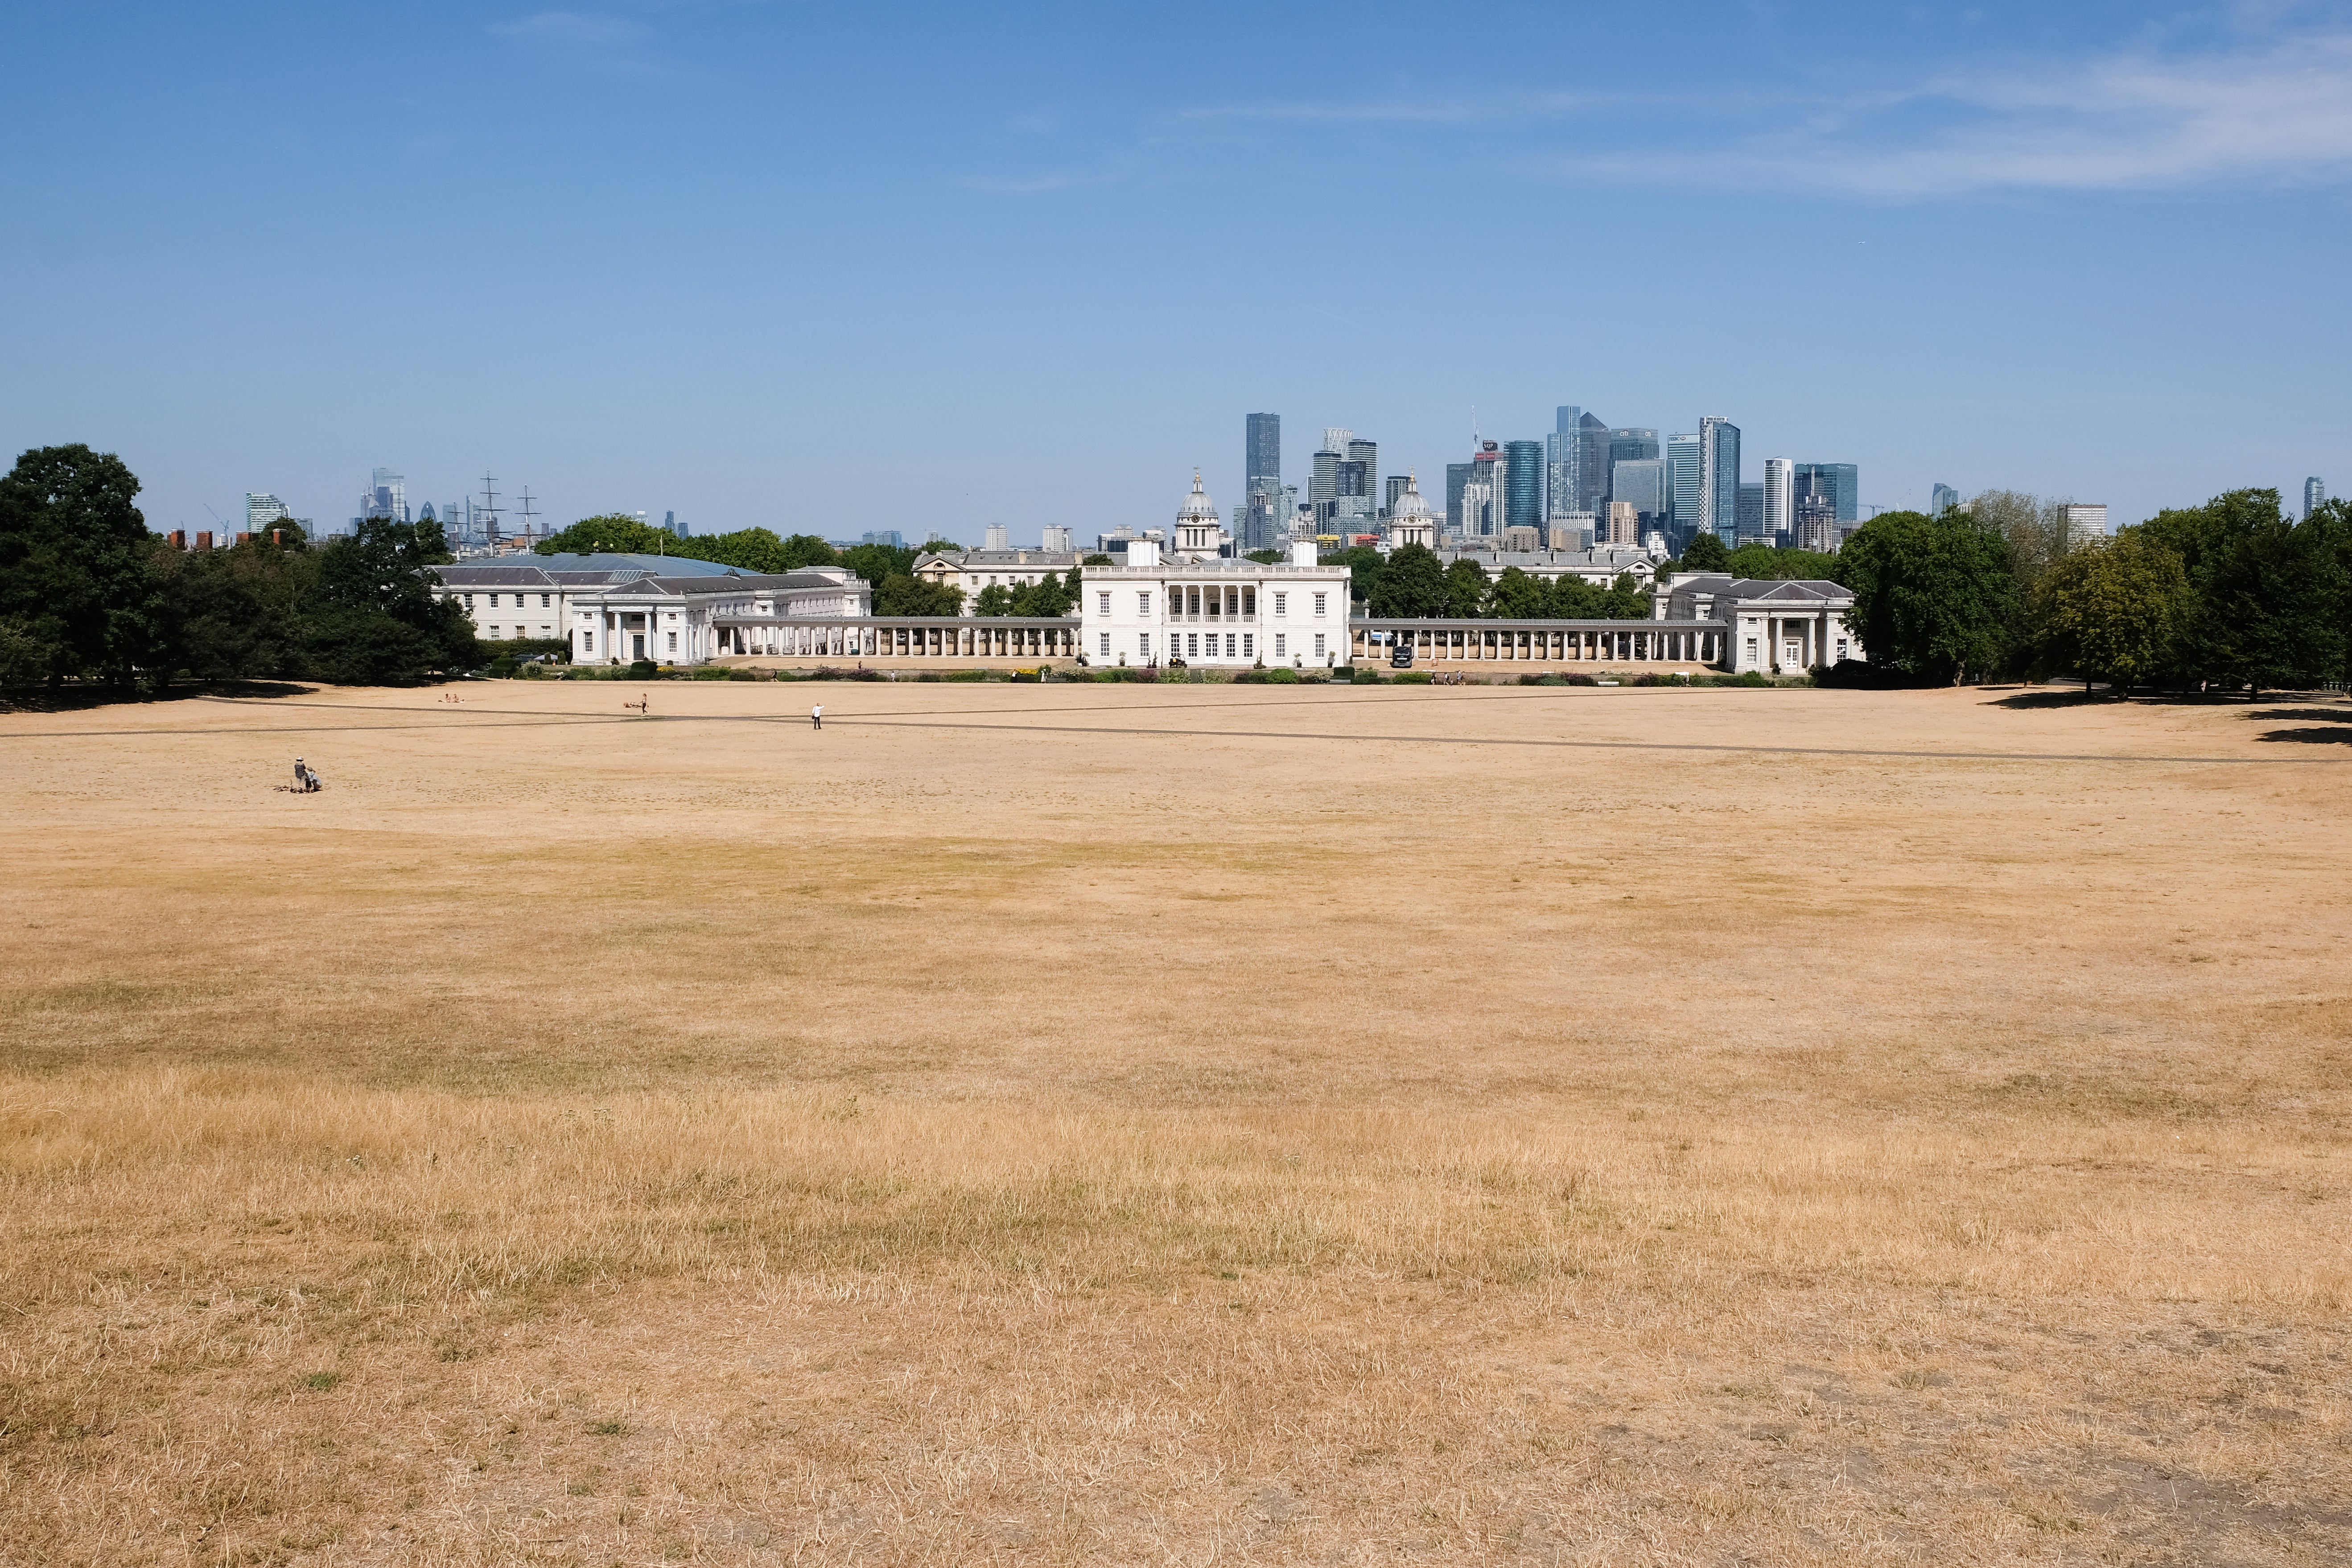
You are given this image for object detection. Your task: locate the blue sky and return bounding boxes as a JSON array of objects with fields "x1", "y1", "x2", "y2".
[{"x1": 4, "y1": 1, "x2": 2348, "y2": 542}]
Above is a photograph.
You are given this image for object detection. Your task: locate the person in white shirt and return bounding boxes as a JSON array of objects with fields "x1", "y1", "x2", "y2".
[{"x1": 811, "y1": 702, "x2": 823, "y2": 731}]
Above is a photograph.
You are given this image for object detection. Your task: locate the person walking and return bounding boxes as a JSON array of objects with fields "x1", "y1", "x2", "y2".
[{"x1": 811, "y1": 701, "x2": 823, "y2": 731}]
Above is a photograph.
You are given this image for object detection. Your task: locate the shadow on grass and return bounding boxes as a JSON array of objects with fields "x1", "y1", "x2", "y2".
[
  {"x1": 0, "y1": 679, "x2": 317, "y2": 714},
  {"x1": 2255, "y1": 726, "x2": 2352, "y2": 745},
  {"x1": 1990, "y1": 689, "x2": 2126, "y2": 709},
  {"x1": 2248, "y1": 706, "x2": 2352, "y2": 724}
]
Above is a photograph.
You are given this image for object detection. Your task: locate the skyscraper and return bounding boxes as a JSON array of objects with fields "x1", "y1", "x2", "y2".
[
  {"x1": 2306, "y1": 477, "x2": 2327, "y2": 519},
  {"x1": 1244, "y1": 414, "x2": 1283, "y2": 549},
  {"x1": 1609, "y1": 459, "x2": 1667, "y2": 525},
  {"x1": 245, "y1": 493, "x2": 289, "y2": 530},
  {"x1": 1931, "y1": 482, "x2": 1960, "y2": 516},
  {"x1": 1737, "y1": 483, "x2": 1763, "y2": 541},
  {"x1": 1344, "y1": 437, "x2": 1378, "y2": 524},
  {"x1": 362, "y1": 468, "x2": 407, "y2": 523},
  {"x1": 1793, "y1": 464, "x2": 1858, "y2": 525},
  {"x1": 1697, "y1": 417, "x2": 1739, "y2": 540},
  {"x1": 1606, "y1": 428, "x2": 1660, "y2": 468},
  {"x1": 1547, "y1": 406, "x2": 1586, "y2": 519},
  {"x1": 1576, "y1": 412, "x2": 1609, "y2": 515},
  {"x1": 1503, "y1": 440, "x2": 1544, "y2": 530},
  {"x1": 1666, "y1": 433, "x2": 1700, "y2": 535},
  {"x1": 1763, "y1": 457, "x2": 1794, "y2": 544},
  {"x1": 1446, "y1": 462, "x2": 1473, "y2": 535}
]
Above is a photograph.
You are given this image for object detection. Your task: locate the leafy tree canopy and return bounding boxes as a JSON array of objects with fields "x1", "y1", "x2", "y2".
[
  {"x1": 535, "y1": 514, "x2": 677, "y2": 556},
  {"x1": 1243, "y1": 548, "x2": 1284, "y2": 564},
  {"x1": 1678, "y1": 531, "x2": 1730, "y2": 573},
  {"x1": 1368, "y1": 543, "x2": 1448, "y2": 617},
  {"x1": 2034, "y1": 530, "x2": 2192, "y2": 692},
  {"x1": 1723, "y1": 542, "x2": 1838, "y2": 581},
  {"x1": 1836, "y1": 510, "x2": 2018, "y2": 683},
  {"x1": 875, "y1": 574, "x2": 964, "y2": 617},
  {"x1": 0, "y1": 444, "x2": 163, "y2": 688}
]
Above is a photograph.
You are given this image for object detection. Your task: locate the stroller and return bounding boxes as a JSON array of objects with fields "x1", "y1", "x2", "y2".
[{"x1": 294, "y1": 757, "x2": 322, "y2": 793}]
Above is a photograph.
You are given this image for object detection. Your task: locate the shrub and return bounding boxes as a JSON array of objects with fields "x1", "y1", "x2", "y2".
[
  {"x1": 1392, "y1": 670, "x2": 1434, "y2": 684},
  {"x1": 1259, "y1": 666, "x2": 1301, "y2": 684},
  {"x1": 488, "y1": 654, "x2": 518, "y2": 678},
  {"x1": 626, "y1": 659, "x2": 658, "y2": 679},
  {"x1": 693, "y1": 666, "x2": 733, "y2": 680},
  {"x1": 1632, "y1": 672, "x2": 1662, "y2": 687},
  {"x1": 1564, "y1": 673, "x2": 1597, "y2": 686},
  {"x1": 1349, "y1": 667, "x2": 1381, "y2": 684}
]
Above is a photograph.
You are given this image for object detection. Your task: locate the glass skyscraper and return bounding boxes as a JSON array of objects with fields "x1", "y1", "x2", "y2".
[
  {"x1": 1503, "y1": 440, "x2": 1544, "y2": 530},
  {"x1": 1698, "y1": 417, "x2": 1740, "y2": 540},
  {"x1": 1241, "y1": 414, "x2": 1282, "y2": 551},
  {"x1": 1666, "y1": 433, "x2": 1700, "y2": 535},
  {"x1": 1931, "y1": 482, "x2": 1959, "y2": 516},
  {"x1": 1609, "y1": 458, "x2": 1667, "y2": 523},
  {"x1": 2305, "y1": 477, "x2": 2327, "y2": 519},
  {"x1": 1794, "y1": 463, "x2": 1858, "y2": 524},
  {"x1": 1547, "y1": 406, "x2": 1582, "y2": 519}
]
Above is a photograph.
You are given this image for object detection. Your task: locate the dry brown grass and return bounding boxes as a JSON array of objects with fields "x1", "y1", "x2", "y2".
[{"x1": 2, "y1": 680, "x2": 2348, "y2": 1565}]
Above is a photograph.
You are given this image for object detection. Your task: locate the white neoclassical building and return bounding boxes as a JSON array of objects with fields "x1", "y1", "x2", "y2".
[
  {"x1": 911, "y1": 546, "x2": 1084, "y2": 613},
  {"x1": 1081, "y1": 536, "x2": 1351, "y2": 670},
  {"x1": 1659, "y1": 574, "x2": 1862, "y2": 674},
  {"x1": 430, "y1": 552, "x2": 870, "y2": 664}
]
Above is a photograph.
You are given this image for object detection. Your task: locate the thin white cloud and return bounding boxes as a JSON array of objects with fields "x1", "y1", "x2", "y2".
[
  {"x1": 495, "y1": 12, "x2": 645, "y2": 47},
  {"x1": 1634, "y1": 33, "x2": 2352, "y2": 198},
  {"x1": 960, "y1": 171, "x2": 1127, "y2": 196}
]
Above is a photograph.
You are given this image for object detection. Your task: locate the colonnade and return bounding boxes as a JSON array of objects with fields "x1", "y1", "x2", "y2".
[
  {"x1": 716, "y1": 619, "x2": 1078, "y2": 661},
  {"x1": 1351, "y1": 623, "x2": 1724, "y2": 665}
]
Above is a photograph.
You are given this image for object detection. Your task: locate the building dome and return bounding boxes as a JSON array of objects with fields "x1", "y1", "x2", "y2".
[
  {"x1": 1391, "y1": 471, "x2": 1430, "y2": 519},
  {"x1": 1177, "y1": 469, "x2": 1218, "y2": 521}
]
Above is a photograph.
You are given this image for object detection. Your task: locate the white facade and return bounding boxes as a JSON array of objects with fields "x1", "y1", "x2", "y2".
[
  {"x1": 1660, "y1": 574, "x2": 1863, "y2": 674},
  {"x1": 433, "y1": 555, "x2": 869, "y2": 663},
  {"x1": 1081, "y1": 540, "x2": 1351, "y2": 669},
  {"x1": 1763, "y1": 458, "x2": 1793, "y2": 541}
]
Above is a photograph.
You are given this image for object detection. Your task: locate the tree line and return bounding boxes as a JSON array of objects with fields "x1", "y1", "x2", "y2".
[
  {"x1": 1329, "y1": 543, "x2": 1652, "y2": 620},
  {"x1": 1839, "y1": 489, "x2": 2350, "y2": 691},
  {"x1": 0, "y1": 445, "x2": 477, "y2": 688},
  {"x1": 533, "y1": 514, "x2": 966, "y2": 616}
]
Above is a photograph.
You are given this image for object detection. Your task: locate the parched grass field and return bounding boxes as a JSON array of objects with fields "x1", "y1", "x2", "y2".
[{"x1": 2, "y1": 679, "x2": 2348, "y2": 1566}]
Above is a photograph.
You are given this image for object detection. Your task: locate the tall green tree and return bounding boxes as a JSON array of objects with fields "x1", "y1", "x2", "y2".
[
  {"x1": 875, "y1": 574, "x2": 964, "y2": 616},
  {"x1": 0, "y1": 444, "x2": 164, "y2": 688},
  {"x1": 1484, "y1": 565, "x2": 1549, "y2": 618},
  {"x1": 1321, "y1": 545, "x2": 1386, "y2": 606},
  {"x1": 1836, "y1": 509, "x2": 2018, "y2": 683},
  {"x1": 1601, "y1": 572, "x2": 1651, "y2": 620},
  {"x1": 2139, "y1": 489, "x2": 2348, "y2": 691},
  {"x1": 1442, "y1": 559, "x2": 1489, "y2": 618},
  {"x1": 535, "y1": 513, "x2": 678, "y2": 556},
  {"x1": 1368, "y1": 543, "x2": 1447, "y2": 616},
  {"x1": 2034, "y1": 531, "x2": 2193, "y2": 693},
  {"x1": 308, "y1": 518, "x2": 479, "y2": 682},
  {"x1": 1724, "y1": 542, "x2": 1838, "y2": 581},
  {"x1": 972, "y1": 584, "x2": 1015, "y2": 616},
  {"x1": 1679, "y1": 531, "x2": 1730, "y2": 573}
]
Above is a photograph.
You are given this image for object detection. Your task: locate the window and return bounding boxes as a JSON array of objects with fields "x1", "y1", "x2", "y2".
[
  {"x1": 1274, "y1": 634, "x2": 1287, "y2": 656},
  {"x1": 1100, "y1": 633, "x2": 1111, "y2": 656},
  {"x1": 1186, "y1": 633, "x2": 1199, "y2": 657},
  {"x1": 1099, "y1": 593, "x2": 1111, "y2": 615},
  {"x1": 1225, "y1": 634, "x2": 1235, "y2": 656},
  {"x1": 1139, "y1": 593, "x2": 1152, "y2": 616},
  {"x1": 1314, "y1": 634, "x2": 1326, "y2": 657},
  {"x1": 1139, "y1": 633, "x2": 1151, "y2": 656},
  {"x1": 667, "y1": 632, "x2": 678, "y2": 652},
  {"x1": 1273, "y1": 592, "x2": 1287, "y2": 617},
  {"x1": 584, "y1": 632, "x2": 595, "y2": 653},
  {"x1": 1242, "y1": 634, "x2": 1253, "y2": 656},
  {"x1": 464, "y1": 594, "x2": 475, "y2": 608},
  {"x1": 540, "y1": 593, "x2": 551, "y2": 607},
  {"x1": 1313, "y1": 592, "x2": 1327, "y2": 617},
  {"x1": 487, "y1": 625, "x2": 500, "y2": 638},
  {"x1": 486, "y1": 593, "x2": 499, "y2": 608},
  {"x1": 1243, "y1": 589, "x2": 1255, "y2": 616},
  {"x1": 1745, "y1": 638, "x2": 1757, "y2": 661}
]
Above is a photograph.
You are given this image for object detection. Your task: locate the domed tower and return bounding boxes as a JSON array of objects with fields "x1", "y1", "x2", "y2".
[
  {"x1": 1386, "y1": 471, "x2": 1436, "y2": 551},
  {"x1": 1173, "y1": 469, "x2": 1225, "y2": 560}
]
